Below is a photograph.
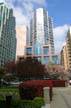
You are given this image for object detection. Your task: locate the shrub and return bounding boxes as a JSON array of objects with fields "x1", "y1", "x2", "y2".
[
  {"x1": 33, "y1": 97, "x2": 44, "y2": 108},
  {"x1": 11, "y1": 98, "x2": 44, "y2": 108},
  {"x1": 19, "y1": 80, "x2": 53, "y2": 100},
  {"x1": 52, "y1": 80, "x2": 67, "y2": 87}
]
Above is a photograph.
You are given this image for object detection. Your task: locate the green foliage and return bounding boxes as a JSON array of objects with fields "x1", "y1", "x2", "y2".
[
  {"x1": 0, "y1": 86, "x2": 44, "y2": 108},
  {"x1": 0, "y1": 87, "x2": 20, "y2": 100},
  {"x1": 0, "y1": 67, "x2": 6, "y2": 78},
  {"x1": 48, "y1": 61, "x2": 54, "y2": 65},
  {"x1": 11, "y1": 97, "x2": 44, "y2": 108},
  {"x1": 0, "y1": 100, "x2": 6, "y2": 108},
  {"x1": 0, "y1": 98, "x2": 44, "y2": 108},
  {"x1": 33, "y1": 97, "x2": 44, "y2": 108}
]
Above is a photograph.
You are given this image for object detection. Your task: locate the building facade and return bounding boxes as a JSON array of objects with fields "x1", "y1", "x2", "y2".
[
  {"x1": 16, "y1": 25, "x2": 28, "y2": 60},
  {"x1": 0, "y1": 3, "x2": 16, "y2": 66},
  {"x1": 66, "y1": 27, "x2": 71, "y2": 70},
  {"x1": 60, "y1": 45, "x2": 68, "y2": 70},
  {"x1": 25, "y1": 8, "x2": 58, "y2": 64}
]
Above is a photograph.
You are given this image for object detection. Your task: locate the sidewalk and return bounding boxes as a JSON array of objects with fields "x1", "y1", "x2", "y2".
[{"x1": 51, "y1": 87, "x2": 71, "y2": 108}]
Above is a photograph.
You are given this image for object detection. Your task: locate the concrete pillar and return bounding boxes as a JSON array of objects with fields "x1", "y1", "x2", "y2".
[{"x1": 43, "y1": 87, "x2": 50, "y2": 108}]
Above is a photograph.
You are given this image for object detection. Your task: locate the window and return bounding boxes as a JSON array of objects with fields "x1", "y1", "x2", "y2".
[
  {"x1": 44, "y1": 57, "x2": 50, "y2": 64},
  {"x1": 52, "y1": 56, "x2": 58, "y2": 64},
  {"x1": 26, "y1": 48, "x2": 32, "y2": 55},
  {"x1": 34, "y1": 42, "x2": 42, "y2": 55},
  {"x1": 43, "y1": 47, "x2": 49, "y2": 55}
]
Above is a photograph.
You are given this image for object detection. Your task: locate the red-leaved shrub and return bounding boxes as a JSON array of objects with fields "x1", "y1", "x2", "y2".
[{"x1": 19, "y1": 80, "x2": 67, "y2": 100}]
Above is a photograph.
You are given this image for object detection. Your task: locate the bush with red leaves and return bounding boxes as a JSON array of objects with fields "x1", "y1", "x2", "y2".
[
  {"x1": 16, "y1": 57, "x2": 47, "y2": 80},
  {"x1": 19, "y1": 80, "x2": 67, "y2": 100}
]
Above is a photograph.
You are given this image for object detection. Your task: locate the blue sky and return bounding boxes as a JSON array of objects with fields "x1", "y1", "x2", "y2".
[
  {"x1": 46, "y1": 0, "x2": 71, "y2": 27},
  {"x1": 0, "y1": 0, "x2": 70, "y2": 53}
]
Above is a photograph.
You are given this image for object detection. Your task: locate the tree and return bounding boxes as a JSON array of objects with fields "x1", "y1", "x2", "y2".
[
  {"x1": 0, "y1": 67, "x2": 6, "y2": 86},
  {"x1": 0, "y1": 67, "x2": 6, "y2": 79},
  {"x1": 47, "y1": 61, "x2": 54, "y2": 75},
  {"x1": 16, "y1": 57, "x2": 46, "y2": 80}
]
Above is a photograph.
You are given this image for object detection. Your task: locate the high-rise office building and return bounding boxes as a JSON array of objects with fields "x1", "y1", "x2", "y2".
[
  {"x1": 66, "y1": 27, "x2": 71, "y2": 70},
  {"x1": 16, "y1": 25, "x2": 28, "y2": 60},
  {"x1": 0, "y1": 2, "x2": 16, "y2": 66},
  {"x1": 25, "y1": 8, "x2": 58, "y2": 64}
]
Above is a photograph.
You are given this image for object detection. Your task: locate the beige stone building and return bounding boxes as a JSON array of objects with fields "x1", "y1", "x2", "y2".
[
  {"x1": 60, "y1": 45, "x2": 68, "y2": 70},
  {"x1": 16, "y1": 25, "x2": 28, "y2": 60},
  {"x1": 63, "y1": 45, "x2": 68, "y2": 70},
  {"x1": 60, "y1": 27, "x2": 71, "y2": 71},
  {"x1": 66, "y1": 27, "x2": 71, "y2": 70}
]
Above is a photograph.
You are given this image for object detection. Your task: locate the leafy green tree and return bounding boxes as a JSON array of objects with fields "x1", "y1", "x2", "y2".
[
  {"x1": 0, "y1": 67, "x2": 6, "y2": 79},
  {"x1": 47, "y1": 61, "x2": 54, "y2": 75},
  {"x1": 0, "y1": 67, "x2": 6, "y2": 86}
]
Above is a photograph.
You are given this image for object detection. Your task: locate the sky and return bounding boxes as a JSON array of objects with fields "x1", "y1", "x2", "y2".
[{"x1": 0, "y1": 0, "x2": 71, "y2": 53}]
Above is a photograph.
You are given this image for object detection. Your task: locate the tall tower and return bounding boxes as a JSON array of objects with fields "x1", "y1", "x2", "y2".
[
  {"x1": 16, "y1": 25, "x2": 28, "y2": 60},
  {"x1": 66, "y1": 27, "x2": 71, "y2": 70},
  {"x1": 26, "y1": 8, "x2": 58, "y2": 64},
  {"x1": 0, "y1": 2, "x2": 16, "y2": 66},
  {"x1": 60, "y1": 45, "x2": 68, "y2": 70}
]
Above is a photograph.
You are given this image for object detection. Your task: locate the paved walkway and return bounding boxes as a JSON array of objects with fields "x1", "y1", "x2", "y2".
[{"x1": 51, "y1": 87, "x2": 71, "y2": 108}]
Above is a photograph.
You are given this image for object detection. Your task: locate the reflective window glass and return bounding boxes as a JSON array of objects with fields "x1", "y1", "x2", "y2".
[
  {"x1": 52, "y1": 56, "x2": 58, "y2": 64},
  {"x1": 26, "y1": 48, "x2": 32, "y2": 55},
  {"x1": 44, "y1": 56, "x2": 50, "y2": 64},
  {"x1": 43, "y1": 47, "x2": 49, "y2": 55}
]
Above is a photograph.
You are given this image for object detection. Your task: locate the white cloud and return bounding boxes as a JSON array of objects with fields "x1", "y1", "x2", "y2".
[
  {"x1": 53, "y1": 25, "x2": 68, "y2": 53},
  {"x1": 0, "y1": 0, "x2": 5, "y2": 2},
  {"x1": 13, "y1": 7, "x2": 30, "y2": 26},
  {"x1": 5, "y1": 0, "x2": 46, "y2": 26}
]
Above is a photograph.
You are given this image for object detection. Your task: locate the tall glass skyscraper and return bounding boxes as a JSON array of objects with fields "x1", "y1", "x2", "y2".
[
  {"x1": 0, "y1": 3, "x2": 16, "y2": 66},
  {"x1": 26, "y1": 8, "x2": 58, "y2": 64}
]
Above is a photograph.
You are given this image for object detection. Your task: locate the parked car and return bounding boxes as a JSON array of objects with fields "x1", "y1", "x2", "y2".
[{"x1": 68, "y1": 80, "x2": 71, "y2": 85}]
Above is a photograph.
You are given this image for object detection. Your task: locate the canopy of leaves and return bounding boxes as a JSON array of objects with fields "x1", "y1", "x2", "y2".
[
  {"x1": 0, "y1": 67, "x2": 6, "y2": 78},
  {"x1": 16, "y1": 57, "x2": 46, "y2": 80}
]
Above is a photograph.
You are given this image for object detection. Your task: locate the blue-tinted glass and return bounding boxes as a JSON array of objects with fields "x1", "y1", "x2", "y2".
[
  {"x1": 52, "y1": 56, "x2": 58, "y2": 64},
  {"x1": 44, "y1": 57, "x2": 50, "y2": 64},
  {"x1": 34, "y1": 42, "x2": 42, "y2": 55},
  {"x1": 43, "y1": 47, "x2": 49, "y2": 55},
  {"x1": 51, "y1": 48, "x2": 54, "y2": 54},
  {"x1": 26, "y1": 48, "x2": 32, "y2": 55}
]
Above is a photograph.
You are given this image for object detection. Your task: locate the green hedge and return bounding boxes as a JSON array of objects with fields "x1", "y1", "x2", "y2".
[{"x1": 0, "y1": 97, "x2": 44, "y2": 108}]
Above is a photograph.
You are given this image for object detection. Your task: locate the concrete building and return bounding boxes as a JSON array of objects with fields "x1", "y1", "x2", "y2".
[
  {"x1": 66, "y1": 27, "x2": 71, "y2": 70},
  {"x1": 25, "y1": 8, "x2": 58, "y2": 64},
  {"x1": 0, "y1": 2, "x2": 16, "y2": 66},
  {"x1": 63, "y1": 45, "x2": 68, "y2": 70},
  {"x1": 60, "y1": 45, "x2": 68, "y2": 70},
  {"x1": 16, "y1": 25, "x2": 28, "y2": 60}
]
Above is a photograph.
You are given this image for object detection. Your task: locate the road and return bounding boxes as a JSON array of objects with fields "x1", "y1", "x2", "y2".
[{"x1": 50, "y1": 87, "x2": 71, "y2": 108}]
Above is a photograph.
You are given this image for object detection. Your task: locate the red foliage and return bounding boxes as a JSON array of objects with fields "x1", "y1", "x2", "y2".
[
  {"x1": 52, "y1": 80, "x2": 66, "y2": 87},
  {"x1": 20, "y1": 80, "x2": 52, "y2": 87},
  {"x1": 20, "y1": 80, "x2": 67, "y2": 88},
  {"x1": 16, "y1": 57, "x2": 46, "y2": 80},
  {"x1": 19, "y1": 80, "x2": 67, "y2": 100}
]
